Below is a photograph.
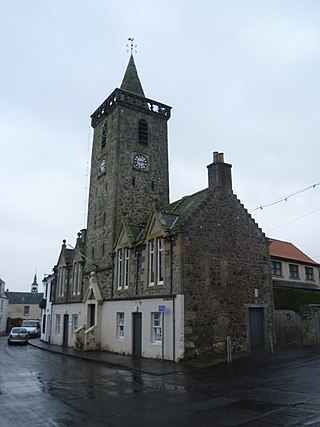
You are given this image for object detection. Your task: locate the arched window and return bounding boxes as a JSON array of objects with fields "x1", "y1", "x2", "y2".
[{"x1": 138, "y1": 119, "x2": 148, "y2": 145}]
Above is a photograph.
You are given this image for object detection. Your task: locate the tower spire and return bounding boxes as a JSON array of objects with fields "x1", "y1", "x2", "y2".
[
  {"x1": 31, "y1": 271, "x2": 38, "y2": 293},
  {"x1": 120, "y1": 38, "x2": 145, "y2": 96}
]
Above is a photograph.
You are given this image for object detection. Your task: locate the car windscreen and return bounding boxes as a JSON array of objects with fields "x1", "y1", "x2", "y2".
[{"x1": 22, "y1": 321, "x2": 38, "y2": 327}]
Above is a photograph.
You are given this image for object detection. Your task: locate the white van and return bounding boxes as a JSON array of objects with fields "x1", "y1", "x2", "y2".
[{"x1": 21, "y1": 320, "x2": 41, "y2": 338}]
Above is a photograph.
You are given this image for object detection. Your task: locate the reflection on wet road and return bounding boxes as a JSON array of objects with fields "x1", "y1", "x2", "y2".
[{"x1": 2, "y1": 336, "x2": 320, "y2": 426}]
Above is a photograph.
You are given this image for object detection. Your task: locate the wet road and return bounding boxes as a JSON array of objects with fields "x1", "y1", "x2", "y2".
[{"x1": 2, "y1": 337, "x2": 320, "y2": 426}]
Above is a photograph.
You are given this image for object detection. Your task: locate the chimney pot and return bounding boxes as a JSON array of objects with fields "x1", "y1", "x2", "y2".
[{"x1": 208, "y1": 152, "x2": 232, "y2": 190}]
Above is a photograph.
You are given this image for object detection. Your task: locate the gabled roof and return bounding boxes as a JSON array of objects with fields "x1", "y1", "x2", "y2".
[
  {"x1": 5, "y1": 292, "x2": 44, "y2": 304},
  {"x1": 120, "y1": 55, "x2": 145, "y2": 97},
  {"x1": 56, "y1": 240, "x2": 75, "y2": 268},
  {"x1": 269, "y1": 238, "x2": 319, "y2": 266},
  {"x1": 160, "y1": 189, "x2": 209, "y2": 228}
]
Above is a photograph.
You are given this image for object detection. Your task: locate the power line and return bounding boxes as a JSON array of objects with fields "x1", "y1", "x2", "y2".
[
  {"x1": 267, "y1": 207, "x2": 320, "y2": 232},
  {"x1": 83, "y1": 121, "x2": 92, "y2": 229},
  {"x1": 250, "y1": 182, "x2": 320, "y2": 213}
]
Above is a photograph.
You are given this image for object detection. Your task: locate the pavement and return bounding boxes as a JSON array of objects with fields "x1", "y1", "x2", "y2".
[
  {"x1": 28, "y1": 338, "x2": 320, "y2": 377},
  {"x1": 28, "y1": 338, "x2": 187, "y2": 375}
]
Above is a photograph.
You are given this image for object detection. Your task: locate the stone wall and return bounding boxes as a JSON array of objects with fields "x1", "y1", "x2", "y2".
[
  {"x1": 274, "y1": 310, "x2": 303, "y2": 347},
  {"x1": 179, "y1": 189, "x2": 274, "y2": 359}
]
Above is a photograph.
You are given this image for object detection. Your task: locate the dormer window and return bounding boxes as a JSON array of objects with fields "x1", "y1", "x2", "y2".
[
  {"x1": 117, "y1": 247, "x2": 130, "y2": 290},
  {"x1": 138, "y1": 119, "x2": 148, "y2": 145},
  {"x1": 72, "y1": 262, "x2": 82, "y2": 295},
  {"x1": 148, "y1": 237, "x2": 164, "y2": 286},
  {"x1": 58, "y1": 267, "x2": 66, "y2": 297}
]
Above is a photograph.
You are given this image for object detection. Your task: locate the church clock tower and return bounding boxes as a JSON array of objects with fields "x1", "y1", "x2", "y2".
[{"x1": 85, "y1": 54, "x2": 171, "y2": 278}]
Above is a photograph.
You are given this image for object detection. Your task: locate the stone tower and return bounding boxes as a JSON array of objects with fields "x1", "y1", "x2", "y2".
[{"x1": 85, "y1": 54, "x2": 171, "y2": 274}]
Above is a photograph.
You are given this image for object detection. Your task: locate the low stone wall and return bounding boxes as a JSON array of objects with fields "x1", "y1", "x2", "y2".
[
  {"x1": 275, "y1": 310, "x2": 303, "y2": 347},
  {"x1": 275, "y1": 305, "x2": 320, "y2": 347}
]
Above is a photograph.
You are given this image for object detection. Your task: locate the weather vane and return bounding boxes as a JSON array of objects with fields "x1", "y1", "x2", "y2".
[{"x1": 127, "y1": 37, "x2": 137, "y2": 56}]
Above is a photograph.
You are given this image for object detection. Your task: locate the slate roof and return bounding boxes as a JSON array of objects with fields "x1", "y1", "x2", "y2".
[
  {"x1": 160, "y1": 189, "x2": 209, "y2": 229},
  {"x1": 269, "y1": 238, "x2": 319, "y2": 266},
  {"x1": 5, "y1": 292, "x2": 44, "y2": 305}
]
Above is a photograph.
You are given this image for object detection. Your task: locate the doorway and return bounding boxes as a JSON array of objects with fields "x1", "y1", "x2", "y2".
[
  {"x1": 249, "y1": 307, "x2": 265, "y2": 350},
  {"x1": 89, "y1": 304, "x2": 95, "y2": 327},
  {"x1": 63, "y1": 314, "x2": 69, "y2": 347},
  {"x1": 132, "y1": 312, "x2": 142, "y2": 357}
]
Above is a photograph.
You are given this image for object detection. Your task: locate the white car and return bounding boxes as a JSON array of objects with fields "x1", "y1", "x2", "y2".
[{"x1": 8, "y1": 327, "x2": 29, "y2": 345}]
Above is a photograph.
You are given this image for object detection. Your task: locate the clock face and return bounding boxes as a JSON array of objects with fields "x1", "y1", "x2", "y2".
[
  {"x1": 98, "y1": 157, "x2": 106, "y2": 175},
  {"x1": 133, "y1": 154, "x2": 148, "y2": 170}
]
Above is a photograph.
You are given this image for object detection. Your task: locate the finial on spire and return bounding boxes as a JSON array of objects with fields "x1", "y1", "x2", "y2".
[{"x1": 127, "y1": 37, "x2": 137, "y2": 56}]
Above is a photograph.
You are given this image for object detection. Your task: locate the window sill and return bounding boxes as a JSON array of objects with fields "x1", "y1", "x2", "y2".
[{"x1": 147, "y1": 284, "x2": 165, "y2": 290}]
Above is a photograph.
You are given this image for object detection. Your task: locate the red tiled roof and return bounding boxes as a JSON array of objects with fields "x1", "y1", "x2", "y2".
[{"x1": 269, "y1": 238, "x2": 319, "y2": 266}]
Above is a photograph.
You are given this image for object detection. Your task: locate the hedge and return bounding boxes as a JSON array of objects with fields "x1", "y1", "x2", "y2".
[{"x1": 274, "y1": 286, "x2": 320, "y2": 312}]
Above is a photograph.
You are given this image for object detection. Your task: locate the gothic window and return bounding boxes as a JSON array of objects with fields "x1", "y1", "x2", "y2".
[
  {"x1": 148, "y1": 237, "x2": 164, "y2": 286},
  {"x1": 101, "y1": 122, "x2": 107, "y2": 147},
  {"x1": 117, "y1": 247, "x2": 130, "y2": 290},
  {"x1": 138, "y1": 119, "x2": 148, "y2": 145}
]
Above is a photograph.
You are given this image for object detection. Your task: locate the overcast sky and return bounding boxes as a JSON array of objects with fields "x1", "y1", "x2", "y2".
[{"x1": 1, "y1": 1, "x2": 320, "y2": 292}]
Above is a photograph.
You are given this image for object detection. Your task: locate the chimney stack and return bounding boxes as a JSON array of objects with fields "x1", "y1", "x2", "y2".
[{"x1": 207, "y1": 151, "x2": 232, "y2": 190}]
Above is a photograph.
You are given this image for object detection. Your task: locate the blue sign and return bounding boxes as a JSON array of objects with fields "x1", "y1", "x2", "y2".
[{"x1": 158, "y1": 305, "x2": 166, "y2": 312}]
